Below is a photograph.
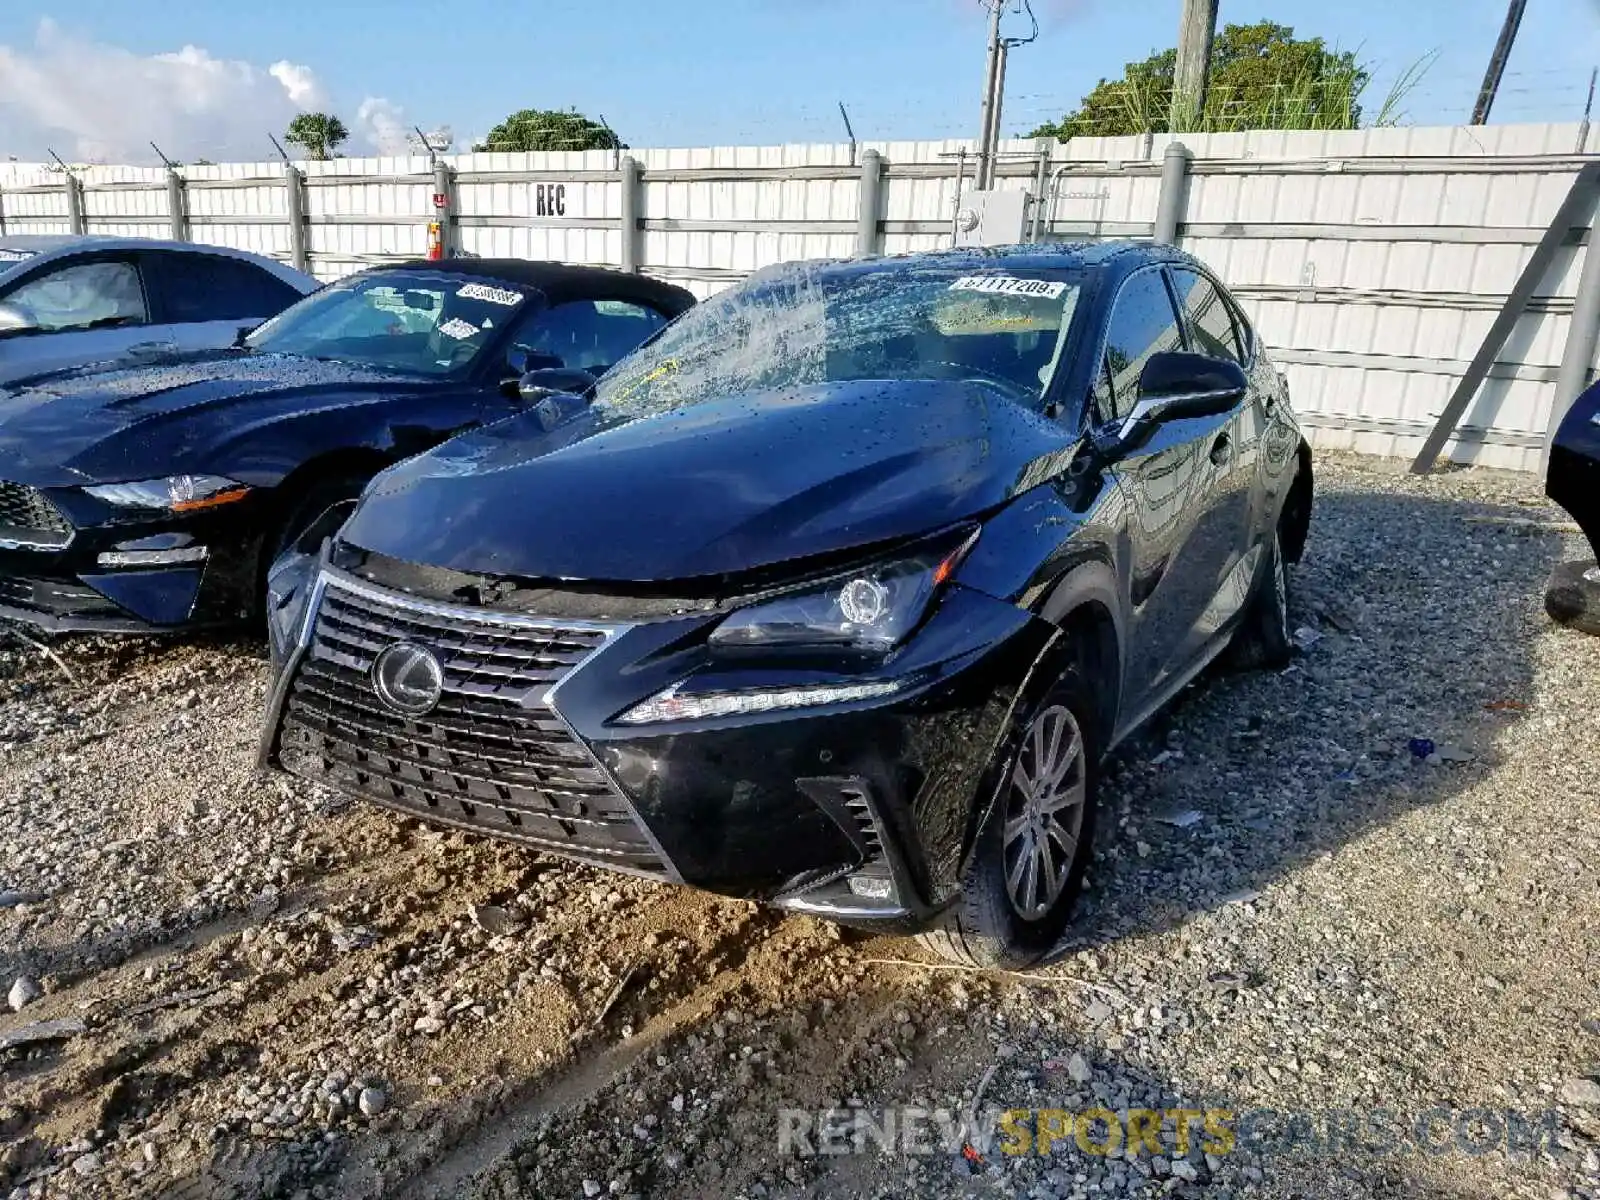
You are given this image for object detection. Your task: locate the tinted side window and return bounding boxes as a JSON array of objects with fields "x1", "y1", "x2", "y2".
[
  {"x1": 152, "y1": 253, "x2": 303, "y2": 323},
  {"x1": 1169, "y1": 268, "x2": 1243, "y2": 364},
  {"x1": 1095, "y1": 269, "x2": 1185, "y2": 423},
  {"x1": 5, "y1": 259, "x2": 147, "y2": 331},
  {"x1": 510, "y1": 300, "x2": 669, "y2": 374}
]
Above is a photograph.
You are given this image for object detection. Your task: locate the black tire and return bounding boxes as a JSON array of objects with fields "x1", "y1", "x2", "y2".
[
  {"x1": 265, "y1": 475, "x2": 365, "y2": 565},
  {"x1": 917, "y1": 663, "x2": 1100, "y2": 970},
  {"x1": 1227, "y1": 531, "x2": 1293, "y2": 671},
  {"x1": 255, "y1": 474, "x2": 366, "y2": 621},
  {"x1": 1546, "y1": 560, "x2": 1600, "y2": 636}
]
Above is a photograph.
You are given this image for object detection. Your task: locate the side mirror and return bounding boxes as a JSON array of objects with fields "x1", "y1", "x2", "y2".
[
  {"x1": 0, "y1": 302, "x2": 39, "y2": 338},
  {"x1": 1094, "y1": 352, "x2": 1247, "y2": 459},
  {"x1": 505, "y1": 346, "x2": 564, "y2": 378},
  {"x1": 505, "y1": 365, "x2": 598, "y2": 404}
]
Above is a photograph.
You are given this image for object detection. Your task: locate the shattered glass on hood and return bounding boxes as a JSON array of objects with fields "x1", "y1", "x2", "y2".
[{"x1": 595, "y1": 259, "x2": 1084, "y2": 420}]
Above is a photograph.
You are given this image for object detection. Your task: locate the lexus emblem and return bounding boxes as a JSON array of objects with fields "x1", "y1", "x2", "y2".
[{"x1": 372, "y1": 642, "x2": 444, "y2": 715}]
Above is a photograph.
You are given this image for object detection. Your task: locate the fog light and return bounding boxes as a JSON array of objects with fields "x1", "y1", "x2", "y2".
[
  {"x1": 96, "y1": 546, "x2": 209, "y2": 568},
  {"x1": 847, "y1": 875, "x2": 894, "y2": 900}
]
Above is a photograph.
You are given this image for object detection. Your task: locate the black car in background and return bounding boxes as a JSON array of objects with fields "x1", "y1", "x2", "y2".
[
  {"x1": 1545, "y1": 378, "x2": 1600, "y2": 633},
  {"x1": 261, "y1": 243, "x2": 1313, "y2": 968},
  {"x1": 0, "y1": 259, "x2": 693, "y2": 632}
]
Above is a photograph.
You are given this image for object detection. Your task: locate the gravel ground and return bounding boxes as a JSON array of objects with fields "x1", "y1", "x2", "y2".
[{"x1": 1, "y1": 451, "x2": 1598, "y2": 1200}]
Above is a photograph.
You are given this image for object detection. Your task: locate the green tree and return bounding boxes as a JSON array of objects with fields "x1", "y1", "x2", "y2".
[
  {"x1": 473, "y1": 109, "x2": 621, "y2": 153},
  {"x1": 284, "y1": 113, "x2": 349, "y2": 160},
  {"x1": 1030, "y1": 21, "x2": 1375, "y2": 139}
]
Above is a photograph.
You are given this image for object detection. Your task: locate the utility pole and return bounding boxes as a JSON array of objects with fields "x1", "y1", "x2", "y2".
[
  {"x1": 1171, "y1": 0, "x2": 1219, "y2": 134},
  {"x1": 1471, "y1": 0, "x2": 1528, "y2": 125},
  {"x1": 983, "y1": 41, "x2": 1011, "y2": 179},
  {"x1": 975, "y1": 1, "x2": 1005, "y2": 189}
]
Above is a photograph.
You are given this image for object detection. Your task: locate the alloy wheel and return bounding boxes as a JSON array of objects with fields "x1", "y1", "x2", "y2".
[
  {"x1": 1002, "y1": 703, "x2": 1088, "y2": 921},
  {"x1": 1273, "y1": 540, "x2": 1289, "y2": 640}
]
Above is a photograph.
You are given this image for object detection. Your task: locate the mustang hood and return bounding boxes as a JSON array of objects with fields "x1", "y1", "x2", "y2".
[
  {"x1": 341, "y1": 378, "x2": 1076, "y2": 581},
  {"x1": 0, "y1": 351, "x2": 432, "y2": 486}
]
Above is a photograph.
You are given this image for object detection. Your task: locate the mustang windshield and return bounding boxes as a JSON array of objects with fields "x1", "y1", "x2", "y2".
[
  {"x1": 596, "y1": 263, "x2": 1083, "y2": 417},
  {"x1": 246, "y1": 270, "x2": 530, "y2": 376}
]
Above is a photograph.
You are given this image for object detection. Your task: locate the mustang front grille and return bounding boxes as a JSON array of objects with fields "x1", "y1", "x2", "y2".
[
  {"x1": 0, "y1": 481, "x2": 71, "y2": 548},
  {"x1": 276, "y1": 576, "x2": 667, "y2": 875}
]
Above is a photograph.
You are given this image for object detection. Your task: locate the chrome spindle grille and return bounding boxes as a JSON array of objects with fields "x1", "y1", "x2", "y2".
[{"x1": 277, "y1": 576, "x2": 664, "y2": 874}]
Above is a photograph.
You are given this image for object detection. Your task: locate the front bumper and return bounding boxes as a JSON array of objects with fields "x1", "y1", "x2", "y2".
[
  {"x1": 259, "y1": 563, "x2": 1055, "y2": 931},
  {"x1": 0, "y1": 500, "x2": 268, "y2": 634}
]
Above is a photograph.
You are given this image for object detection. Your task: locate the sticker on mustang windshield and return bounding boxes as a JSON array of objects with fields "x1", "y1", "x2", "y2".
[
  {"x1": 437, "y1": 317, "x2": 480, "y2": 340},
  {"x1": 0, "y1": 249, "x2": 37, "y2": 263},
  {"x1": 456, "y1": 283, "x2": 522, "y2": 306},
  {"x1": 948, "y1": 275, "x2": 1067, "y2": 299}
]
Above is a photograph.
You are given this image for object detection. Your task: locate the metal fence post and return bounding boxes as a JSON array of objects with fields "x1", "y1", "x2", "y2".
[
  {"x1": 284, "y1": 164, "x2": 309, "y2": 273},
  {"x1": 0, "y1": 186, "x2": 7, "y2": 237},
  {"x1": 1548, "y1": 219, "x2": 1600, "y2": 461},
  {"x1": 855, "y1": 149, "x2": 884, "y2": 257},
  {"x1": 1153, "y1": 141, "x2": 1191, "y2": 246},
  {"x1": 64, "y1": 173, "x2": 85, "y2": 235},
  {"x1": 1029, "y1": 143, "x2": 1052, "y2": 242},
  {"x1": 432, "y1": 160, "x2": 457, "y2": 258},
  {"x1": 619, "y1": 155, "x2": 642, "y2": 273},
  {"x1": 166, "y1": 168, "x2": 189, "y2": 242}
]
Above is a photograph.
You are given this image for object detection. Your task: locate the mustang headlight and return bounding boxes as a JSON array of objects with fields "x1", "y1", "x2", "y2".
[
  {"x1": 708, "y1": 530, "x2": 978, "y2": 655},
  {"x1": 85, "y1": 474, "x2": 251, "y2": 513}
]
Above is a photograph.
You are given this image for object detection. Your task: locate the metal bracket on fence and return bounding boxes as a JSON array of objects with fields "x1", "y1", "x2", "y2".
[
  {"x1": 1411, "y1": 159, "x2": 1600, "y2": 474},
  {"x1": 619, "y1": 156, "x2": 642, "y2": 273}
]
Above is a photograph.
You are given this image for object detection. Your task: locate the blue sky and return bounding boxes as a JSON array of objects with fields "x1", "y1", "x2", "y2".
[{"x1": 2, "y1": 0, "x2": 1599, "y2": 162}]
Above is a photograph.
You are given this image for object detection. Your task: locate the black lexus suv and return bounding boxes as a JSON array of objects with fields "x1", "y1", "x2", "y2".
[{"x1": 260, "y1": 244, "x2": 1314, "y2": 968}]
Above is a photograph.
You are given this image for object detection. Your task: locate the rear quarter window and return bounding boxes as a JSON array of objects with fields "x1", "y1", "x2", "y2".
[{"x1": 149, "y1": 253, "x2": 303, "y2": 323}]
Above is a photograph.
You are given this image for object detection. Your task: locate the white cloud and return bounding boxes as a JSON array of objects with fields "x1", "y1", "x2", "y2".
[
  {"x1": 0, "y1": 19, "x2": 358, "y2": 164},
  {"x1": 269, "y1": 60, "x2": 327, "y2": 110},
  {"x1": 355, "y1": 96, "x2": 412, "y2": 155}
]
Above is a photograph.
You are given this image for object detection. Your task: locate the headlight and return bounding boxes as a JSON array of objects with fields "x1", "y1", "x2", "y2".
[
  {"x1": 708, "y1": 531, "x2": 978, "y2": 655},
  {"x1": 265, "y1": 500, "x2": 355, "y2": 667},
  {"x1": 85, "y1": 475, "x2": 251, "y2": 513}
]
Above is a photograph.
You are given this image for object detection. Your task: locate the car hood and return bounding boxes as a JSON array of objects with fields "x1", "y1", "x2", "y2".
[
  {"x1": 341, "y1": 378, "x2": 1077, "y2": 582},
  {"x1": 0, "y1": 351, "x2": 432, "y2": 485}
]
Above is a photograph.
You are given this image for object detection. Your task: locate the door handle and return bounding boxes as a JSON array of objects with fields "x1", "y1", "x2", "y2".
[
  {"x1": 127, "y1": 341, "x2": 176, "y2": 355},
  {"x1": 1210, "y1": 433, "x2": 1232, "y2": 466}
]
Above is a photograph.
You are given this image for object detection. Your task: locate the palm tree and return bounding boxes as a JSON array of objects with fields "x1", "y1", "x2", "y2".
[{"x1": 284, "y1": 113, "x2": 349, "y2": 161}]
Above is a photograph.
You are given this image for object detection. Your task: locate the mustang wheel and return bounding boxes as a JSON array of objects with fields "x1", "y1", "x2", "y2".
[
  {"x1": 919, "y1": 663, "x2": 1100, "y2": 969},
  {"x1": 1546, "y1": 560, "x2": 1600, "y2": 636}
]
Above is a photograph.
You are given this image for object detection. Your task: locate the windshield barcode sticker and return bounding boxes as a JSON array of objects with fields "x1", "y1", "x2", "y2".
[
  {"x1": 456, "y1": 283, "x2": 522, "y2": 306},
  {"x1": 0, "y1": 250, "x2": 35, "y2": 263},
  {"x1": 949, "y1": 276, "x2": 1066, "y2": 299},
  {"x1": 437, "y1": 317, "x2": 479, "y2": 339}
]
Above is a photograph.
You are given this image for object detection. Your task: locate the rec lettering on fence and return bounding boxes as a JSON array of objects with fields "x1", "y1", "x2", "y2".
[{"x1": 535, "y1": 183, "x2": 568, "y2": 217}]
